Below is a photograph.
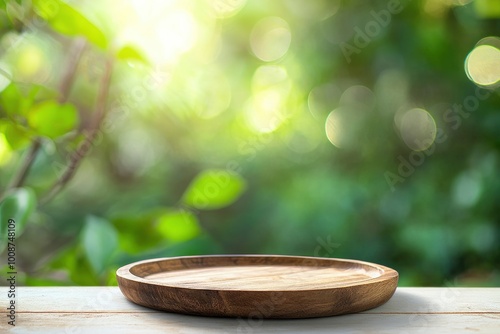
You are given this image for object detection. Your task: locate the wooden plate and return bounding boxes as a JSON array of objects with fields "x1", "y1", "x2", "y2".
[{"x1": 116, "y1": 255, "x2": 398, "y2": 319}]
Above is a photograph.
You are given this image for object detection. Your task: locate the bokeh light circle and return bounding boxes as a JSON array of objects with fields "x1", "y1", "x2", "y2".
[
  {"x1": 307, "y1": 83, "x2": 341, "y2": 120},
  {"x1": 252, "y1": 65, "x2": 290, "y2": 94},
  {"x1": 465, "y1": 41, "x2": 500, "y2": 88},
  {"x1": 476, "y1": 36, "x2": 500, "y2": 49},
  {"x1": 210, "y1": 0, "x2": 246, "y2": 18},
  {"x1": 250, "y1": 17, "x2": 291, "y2": 62},
  {"x1": 398, "y1": 108, "x2": 437, "y2": 151},
  {"x1": 339, "y1": 85, "x2": 375, "y2": 110},
  {"x1": 325, "y1": 109, "x2": 343, "y2": 148}
]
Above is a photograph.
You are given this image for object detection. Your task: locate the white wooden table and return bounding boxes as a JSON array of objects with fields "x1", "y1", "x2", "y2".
[{"x1": 1, "y1": 287, "x2": 499, "y2": 333}]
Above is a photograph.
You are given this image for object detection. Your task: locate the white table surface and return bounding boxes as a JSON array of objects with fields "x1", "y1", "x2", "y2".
[{"x1": 1, "y1": 287, "x2": 499, "y2": 333}]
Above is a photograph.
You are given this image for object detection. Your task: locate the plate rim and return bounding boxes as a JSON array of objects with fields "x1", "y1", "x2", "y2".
[{"x1": 116, "y1": 254, "x2": 399, "y2": 292}]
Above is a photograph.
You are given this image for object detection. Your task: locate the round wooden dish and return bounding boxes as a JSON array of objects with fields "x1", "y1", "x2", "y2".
[{"x1": 116, "y1": 255, "x2": 398, "y2": 319}]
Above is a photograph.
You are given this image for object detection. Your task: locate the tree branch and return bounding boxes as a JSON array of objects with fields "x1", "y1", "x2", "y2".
[
  {"x1": 58, "y1": 37, "x2": 88, "y2": 104},
  {"x1": 40, "y1": 57, "x2": 114, "y2": 205},
  {"x1": 1, "y1": 38, "x2": 87, "y2": 199},
  {"x1": 4, "y1": 138, "x2": 41, "y2": 193}
]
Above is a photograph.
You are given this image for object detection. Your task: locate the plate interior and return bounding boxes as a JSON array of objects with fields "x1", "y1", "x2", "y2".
[{"x1": 130, "y1": 257, "x2": 384, "y2": 291}]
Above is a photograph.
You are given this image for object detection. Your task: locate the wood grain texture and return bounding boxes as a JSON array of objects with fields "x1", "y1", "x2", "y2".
[
  {"x1": 1, "y1": 288, "x2": 499, "y2": 333},
  {"x1": 116, "y1": 255, "x2": 399, "y2": 318},
  {"x1": 2, "y1": 287, "x2": 498, "y2": 314}
]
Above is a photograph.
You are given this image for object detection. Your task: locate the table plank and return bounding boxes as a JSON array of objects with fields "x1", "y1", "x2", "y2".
[
  {"x1": 376, "y1": 288, "x2": 500, "y2": 313},
  {"x1": 0, "y1": 287, "x2": 149, "y2": 313},
  {"x1": 5, "y1": 313, "x2": 500, "y2": 334},
  {"x1": 0, "y1": 287, "x2": 498, "y2": 314},
  {"x1": 0, "y1": 287, "x2": 499, "y2": 333}
]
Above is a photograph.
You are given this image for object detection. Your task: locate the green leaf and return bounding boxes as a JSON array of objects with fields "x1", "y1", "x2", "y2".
[
  {"x1": 113, "y1": 211, "x2": 165, "y2": 254},
  {"x1": 475, "y1": 0, "x2": 500, "y2": 18},
  {"x1": 33, "y1": 0, "x2": 107, "y2": 49},
  {"x1": 116, "y1": 45, "x2": 149, "y2": 65},
  {"x1": 156, "y1": 208, "x2": 200, "y2": 242},
  {"x1": 81, "y1": 215, "x2": 118, "y2": 275},
  {"x1": 182, "y1": 169, "x2": 247, "y2": 210},
  {"x1": 0, "y1": 83, "x2": 22, "y2": 116},
  {"x1": 0, "y1": 83, "x2": 42, "y2": 117},
  {"x1": 27, "y1": 100, "x2": 78, "y2": 138},
  {"x1": 0, "y1": 187, "x2": 36, "y2": 252},
  {"x1": 24, "y1": 276, "x2": 70, "y2": 286},
  {"x1": 0, "y1": 121, "x2": 31, "y2": 150}
]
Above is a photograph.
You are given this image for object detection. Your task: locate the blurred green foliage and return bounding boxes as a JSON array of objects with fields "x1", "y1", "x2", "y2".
[{"x1": 0, "y1": 0, "x2": 499, "y2": 287}]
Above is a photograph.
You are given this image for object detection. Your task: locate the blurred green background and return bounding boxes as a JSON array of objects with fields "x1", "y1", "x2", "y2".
[{"x1": 0, "y1": 0, "x2": 499, "y2": 286}]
